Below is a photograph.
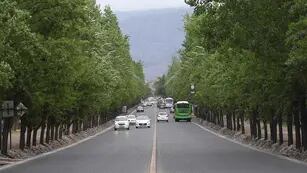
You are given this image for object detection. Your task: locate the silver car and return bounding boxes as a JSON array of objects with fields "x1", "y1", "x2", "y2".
[
  {"x1": 136, "y1": 115, "x2": 151, "y2": 128},
  {"x1": 127, "y1": 114, "x2": 136, "y2": 124},
  {"x1": 114, "y1": 116, "x2": 130, "y2": 130}
]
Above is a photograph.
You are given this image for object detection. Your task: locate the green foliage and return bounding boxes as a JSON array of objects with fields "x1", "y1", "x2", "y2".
[
  {"x1": 166, "y1": 0, "x2": 306, "y2": 117},
  {"x1": 154, "y1": 75, "x2": 167, "y2": 97},
  {"x1": 0, "y1": 0, "x2": 148, "y2": 125}
]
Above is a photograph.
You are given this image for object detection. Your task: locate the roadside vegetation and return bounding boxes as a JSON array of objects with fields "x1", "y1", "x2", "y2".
[
  {"x1": 0, "y1": 0, "x2": 149, "y2": 154},
  {"x1": 157, "y1": 0, "x2": 307, "y2": 151}
]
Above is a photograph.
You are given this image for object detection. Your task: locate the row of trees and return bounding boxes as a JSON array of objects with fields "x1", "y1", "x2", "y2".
[
  {"x1": 0, "y1": 0, "x2": 149, "y2": 154},
  {"x1": 163, "y1": 0, "x2": 307, "y2": 150}
]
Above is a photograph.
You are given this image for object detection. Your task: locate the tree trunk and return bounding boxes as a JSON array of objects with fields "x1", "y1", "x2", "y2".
[
  {"x1": 241, "y1": 112, "x2": 245, "y2": 134},
  {"x1": 232, "y1": 112, "x2": 236, "y2": 131},
  {"x1": 278, "y1": 114, "x2": 283, "y2": 145},
  {"x1": 55, "y1": 125, "x2": 59, "y2": 140},
  {"x1": 46, "y1": 120, "x2": 51, "y2": 144},
  {"x1": 72, "y1": 120, "x2": 76, "y2": 134},
  {"x1": 19, "y1": 118, "x2": 26, "y2": 150},
  {"x1": 79, "y1": 120, "x2": 83, "y2": 132},
  {"x1": 32, "y1": 128, "x2": 38, "y2": 146},
  {"x1": 250, "y1": 111, "x2": 257, "y2": 139},
  {"x1": 287, "y1": 113, "x2": 293, "y2": 146},
  {"x1": 40, "y1": 119, "x2": 46, "y2": 145},
  {"x1": 1, "y1": 118, "x2": 12, "y2": 155},
  {"x1": 263, "y1": 120, "x2": 268, "y2": 140},
  {"x1": 217, "y1": 111, "x2": 221, "y2": 125},
  {"x1": 299, "y1": 94, "x2": 307, "y2": 150},
  {"x1": 90, "y1": 116, "x2": 94, "y2": 128},
  {"x1": 99, "y1": 114, "x2": 104, "y2": 125},
  {"x1": 270, "y1": 114, "x2": 277, "y2": 144},
  {"x1": 96, "y1": 115, "x2": 100, "y2": 127},
  {"x1": 59, "y1": 124, "x2": 63, "y2": 139},
  {"x1": 26, "y1": 126, "x2": 32, "y2": 148},
  {"x1": 256, "y1": 118, "x2": 261, "y2": 139},
  {"x1": 229, "y1": 112, "x2": 233, "y2": 130},
  {"x1": 249, "y1": 117, "x2": 254, "y2": 138},
  {"x1": 50, "y1": 123, "x2": 55, "y2": 141},
  {"x1": 65, "y1": 122, "x2": 70, "y2": 135},
  {"x1": 237, "y1": 114, "x2": 241, "y2": 131},
  {"x1": 212, "y1": 111, "x2": 216, "y2": 124},
  {"x1": 294, "y1": 101, "x2": 301, "y2": 149},
  {"x1": 220, "y1": 110, "x2": 224, "y2": 127}
]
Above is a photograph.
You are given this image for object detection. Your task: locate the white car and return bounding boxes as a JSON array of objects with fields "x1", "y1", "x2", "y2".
[
  {"x1": 157, "y1": 112, "x2": 169, "y2": 122},
  {"x1": 137, "y1": 106, "x2": 144, "y2": 112},
  {"x1": 127, "y1": 114, "x2": 136, "y2": 124},
  {"x1": 136, "y1": 115, "x2": 151, "y2": 128},
  {"x1": 114, "y1": 116, "x2": 130, "y2": 130},
  {"x1": 170, "y1": 107, "x2": 175, "y2": 113}
]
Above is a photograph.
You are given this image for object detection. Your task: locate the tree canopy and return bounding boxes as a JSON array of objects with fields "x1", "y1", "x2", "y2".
[
  {"x1": 162, "y1": 0, "x2": 307, "y2": 150},
  {"x1": 0, "y1": 0, "x2": 149, "y2": 151}
]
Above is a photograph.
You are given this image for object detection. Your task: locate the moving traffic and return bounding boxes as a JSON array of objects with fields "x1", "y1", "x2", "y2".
[
  {"x1": 1, "y1": 98, "x2": 306, "y2": 173},
  {"x1": 1, "y1": 0, "x2": 307, "y2": 173}
]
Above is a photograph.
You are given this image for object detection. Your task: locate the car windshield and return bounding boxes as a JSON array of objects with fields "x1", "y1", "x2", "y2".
[
  {"x1": 165, "y1": 98, "x2": 173, "y2": 104},
  {"x1": 137, "y1": 116, "x2": 149, "y2": 120},
  {"x1": 127, "y1": 115, "x2": 135, "y2": 118},
  {"x1": 115, "y1": 117, "x2": 127, "y2": 121},
  {"x1": 159, "y1": 112, "x2": 167, "y2": 115}
]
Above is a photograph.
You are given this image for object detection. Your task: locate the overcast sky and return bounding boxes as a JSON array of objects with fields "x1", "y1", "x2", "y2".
[{"x1": 96, "y1": 0, "x2": 187, "y2": 11}]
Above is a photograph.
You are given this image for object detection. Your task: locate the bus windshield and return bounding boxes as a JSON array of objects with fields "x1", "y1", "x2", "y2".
[{"x1": 176, "y1": 103, "x2": 190, "y2": 108}]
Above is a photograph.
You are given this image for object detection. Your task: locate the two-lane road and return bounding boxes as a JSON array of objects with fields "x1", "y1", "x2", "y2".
[{"x1": 1, "y1": 106, "x2": 307, "y2": 173}]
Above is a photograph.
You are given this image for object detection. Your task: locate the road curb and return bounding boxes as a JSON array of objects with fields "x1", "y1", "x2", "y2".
[{"x1": 192, "y1": 122, "x2": 307, "y2": 167}]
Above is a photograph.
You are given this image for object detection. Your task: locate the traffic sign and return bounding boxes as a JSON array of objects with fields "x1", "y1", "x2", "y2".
[
  {"x1": 16, "y1": 102, "x2": 28, "y2": 117},
  {"x1": 2, "y1": 101, "x2": 14, "y2": 118}
]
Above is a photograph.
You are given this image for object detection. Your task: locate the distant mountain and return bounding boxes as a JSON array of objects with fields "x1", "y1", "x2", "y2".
[{"x1": 116, "y1": 8, "x2": 192, "y2": 80}]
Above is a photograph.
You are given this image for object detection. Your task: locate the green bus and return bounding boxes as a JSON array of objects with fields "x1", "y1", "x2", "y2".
[{"x1": 174, "y1": 101, "x2": 192, "y2": 122}]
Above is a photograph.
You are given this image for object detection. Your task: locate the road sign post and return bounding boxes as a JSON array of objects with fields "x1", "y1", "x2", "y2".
[
  {"x1": 0, "y1": 101, "x2": 27, "y2": 155},
  {"x1": 2, "y1": 101, "x2": 14, "y2": 118}
]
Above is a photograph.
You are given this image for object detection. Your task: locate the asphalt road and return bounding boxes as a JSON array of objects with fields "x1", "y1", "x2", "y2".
[{"x1": 1, "y1": 106, "x2": 307, "y2": 173}]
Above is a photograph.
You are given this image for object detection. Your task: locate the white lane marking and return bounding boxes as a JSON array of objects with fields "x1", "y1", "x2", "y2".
[
  {"x1": 149, "y1": 108, "x2": 157, "y2": 173},
  {"x1": 192, "y1": 122, "x2": 307, "y2": 166}
]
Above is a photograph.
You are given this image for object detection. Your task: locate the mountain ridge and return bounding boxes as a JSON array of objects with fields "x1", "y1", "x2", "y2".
[{"x1": 116, "y1": 7, "x2": 192, "y2": 80}]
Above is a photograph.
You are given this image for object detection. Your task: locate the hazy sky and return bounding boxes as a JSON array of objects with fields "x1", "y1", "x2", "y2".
[{"x1": 96, "y1": 0, "x2": 187, "y2": 11}]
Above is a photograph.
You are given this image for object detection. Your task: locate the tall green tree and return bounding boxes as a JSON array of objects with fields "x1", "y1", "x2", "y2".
[{"x1": 164, "y1": 0, "x2": 307, "y2": 150}]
